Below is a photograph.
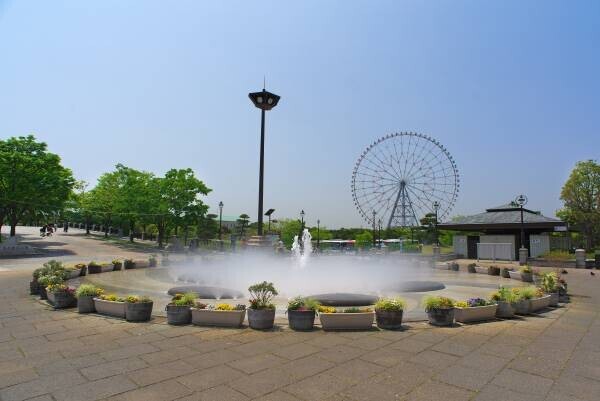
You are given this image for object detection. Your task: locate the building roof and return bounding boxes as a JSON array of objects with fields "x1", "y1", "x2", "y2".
[{"x1": 438, "y1": 202, "x2": 567, "y2": 231}]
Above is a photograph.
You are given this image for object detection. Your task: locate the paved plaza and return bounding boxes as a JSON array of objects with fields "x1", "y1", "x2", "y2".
[{"x1": 1, "y1": 228, "x2": 600, "y2": 401}]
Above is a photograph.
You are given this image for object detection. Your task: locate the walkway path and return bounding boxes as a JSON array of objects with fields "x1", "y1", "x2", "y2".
[{"x1": 1, "y1": 228, "x2": 599, "y2": 400}]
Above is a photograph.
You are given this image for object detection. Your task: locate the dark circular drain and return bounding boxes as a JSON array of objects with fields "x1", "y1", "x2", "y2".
[
  {"x1": 308, "y1": 293, "x2": 378, "y2": 307},
  {"x1": 167, "y1": 286, "x2": 244, "y2": 299},
  {"x1": 397, "y1": 281, "x2": 445, "y2": 292}
]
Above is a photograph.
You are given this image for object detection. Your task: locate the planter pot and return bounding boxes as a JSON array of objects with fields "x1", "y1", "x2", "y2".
[
  {"x1": 112, "y1": 263, "x2": 122, "y2": 271},
  {"x1": 166, "y1": 304, "x2": 192, "y2": 325},
  {"x1": 124, "y1": 261, "x2": 136, "y2": 269},
  {"x1": 68, "y1": 269, "x2": 81, "y2": 279},
  {"x1": 247, "y1": 309, "x2": 276, "y2": 330},
  {"x1": 79, "y1": 266, "x2": 87, "y2": 276},
  {"x1": 513, "y1": 299, "x2": 532, "y2": 315},
  {"x1": 530, "y1": 295, "x2": 551, "y2": 312},
  {"x1": 467, "y1": 265, "x2": 477, "y2": 273},
  {"x1": 488, "y1": 266, "x2": 500, "y2": 276},
  {"x1": 125, "y1": 302, "x2": 153, "y2": 322},
  {"x1": 94, "y1": 298, "x2": 126, "y2": 318},
  {"x1": 30, "y1": 280, "x2": 40, "y2": 295},
  {"x1": 495, "y1": 301, "x2": 515, "y2": 318},
  {"x1": 192, "y1": 309, "x2": 246, "y2": 328},
  {"x1": 88, "y1": 265, "x2": 102, "y2": 274},
  {"x1": 47, "y1": 292, "x2": 76, "y2": 309},
  {"x1": 134, "y1": 260, "x2": 149, "y2": 268},
  {"x1": 39, "y1": 286, "x2": 48, "y2": 300},
  {"x1": 320, "y1": 312, "x2": 375, "y2": 331},
  {"x1": 455, "y1": 304, "x2": 497, "y2": 323},
  {"x1": 148, "y1": 259, "x2": 157, "y2": 267},
  {"x1": 508, "y1": 271, "x2": 522, "y2": 280},
  {"x1": 287, "y1": 310, "x2": 316, "y2": 331},
  {"x1": 521, "y1": 272, "x2": 533, "y2": 283},
  {"x1": 375, "y1": 309, "x2": 404, "y2": 330},
  {"x1": 426, "y1": 308, "x2": 455, "y2": 326},
  {"x1": 549, "y1": 292, "x2": 559, "y2": 307},
  {"x1": 474, "y1": 266, "x2": 488, "y2": 274},
  {"x1": 77, "y1": 295, "x2": 95, "y2": 313},
  {"x1": 449, "y1": 263, "x2": 459, "y2": 272},
  {"x1": 100, "y1": 264, "x2": 113, "y2": 273},
  {"x1": 501, "y1": 268, "x2": 512, "y2": 278}
]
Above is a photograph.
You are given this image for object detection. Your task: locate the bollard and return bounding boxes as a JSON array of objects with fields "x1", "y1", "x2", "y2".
[
  {"x1": 519, "y1": 247, "x2": 528, "y2": 265},
  {"x1": 575, "y1": 249, "x2": 586, "y2": 268}
]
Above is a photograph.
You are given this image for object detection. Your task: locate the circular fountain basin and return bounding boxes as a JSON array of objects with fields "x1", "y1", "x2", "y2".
[
  {"x1": 167, "y1": 285, "x2": 244, "y2": 299},
  {"x1": 397, "y1": 281, "x2": 446, "y2": 292},
  {"x1": 308, "y1": 293, "x2": 378, "y2": 307}
]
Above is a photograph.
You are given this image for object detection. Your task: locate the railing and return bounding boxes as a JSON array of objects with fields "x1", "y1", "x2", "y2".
[{"x1": 477, "y1": 243, "x2": 513, "y2": 261}]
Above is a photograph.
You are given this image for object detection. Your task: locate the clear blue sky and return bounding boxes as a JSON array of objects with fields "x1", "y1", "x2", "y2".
[{"x1": 1, "y1": 1, "x2": 598, "y2": 228}]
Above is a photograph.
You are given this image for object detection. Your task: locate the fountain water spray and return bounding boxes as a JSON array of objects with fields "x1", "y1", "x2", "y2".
[{"x1": 291, "y1": 229, "x2": 312, "y2": 268}]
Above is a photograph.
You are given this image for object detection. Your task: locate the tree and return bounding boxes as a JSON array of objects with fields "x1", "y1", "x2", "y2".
[
  {"x1": 355, "y1": 230, "x2": 373, "y2": 249},
  {"x1": 278, "y1": 219, "x2": 303, "y2": 248},
  {"x1": 237, "y1": 214, "x2": 250, "y2": 237},
  {"x1": 0, "y1": 135, "x2": 74, "y2": 237},
  {"x1": 197, "y1": 213, "x2": 218, "y2": 241},
  {"x1": 148, "y1": 168, "x2": 211, "y2": 248},
  {"x1": 309, "y1": 226, "x2": 332, "y2": 241},
  {"x1": 87, "y1": 172, "x2": 119, "y2": 237},
  {"x1": 557, "y1": 160, "x2": 600, "y2": 249},
  {"x1": 419, "y1": 212, "x2": 438, "y2": 244}
]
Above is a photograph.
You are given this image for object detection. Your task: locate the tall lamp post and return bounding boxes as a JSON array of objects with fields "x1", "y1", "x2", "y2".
[
  {"x1": 433, "y1": 201, "x2": 440, "y2": 246},
  {"x1": 248, "y1": 86, "x2": 280, "y2": 236},
  {"x1": 299, "y1": 210, "x2": 305, "y2": 252},
  {"x1": 378, "y1": 218, "x2": 382, "y2": 249},
  {"x1": 515, "y1": 194, "x2": 528, "y2": 249},
  {"x1": 372, "y1": 210, "x2": 377, "y2": 248},
  {"x1": 317, "y1": 219, "x2": 320, "y2": 252},
  {"x1": 265, "y1": 209, "x2": 275, "y2": 234},
  {"x1": 218, "y1": 201, "x2": 223, "y2": 240}
]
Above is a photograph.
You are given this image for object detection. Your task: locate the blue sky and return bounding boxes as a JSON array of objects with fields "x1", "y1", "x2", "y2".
[{"x1": 1, "y1": 1, "x2": 598, "y2": 228}]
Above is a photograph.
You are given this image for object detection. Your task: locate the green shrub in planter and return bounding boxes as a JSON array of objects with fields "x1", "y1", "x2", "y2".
[
  {"x1": 467, "y1": 263, "x2": 477, "y2": 273},
  {"x1": 46, "y1": 284, "x2": 76, "y2": 309},
  {"x1": 148, "y1": 255, "x2": 157, "y2": 267},
  {"x1": 123, "y1": 259, "x2": 136, "y2": 269},
  {"x1": 422, "y1": 295, "x2": 455, "y2": 326},
  {"x1": 519, "y1": 265, "x2": 533, "y2": 282},
  {"x1": 248, "y1": 281, "x2": 278, "y2": 330},
  {"x1": 488, "y1": 266, "x2": 500, "y2": 276},
  {"x1": 125, "y1": 295, "x2": 153, "y2": 322},
  {"x1": 76, "y1": 284, "x2": 103, "y2": 313},
  {"x1": 287, "y1": 296, "x2": 320, "y2": 331},
  {"x1": 374, "y1": 297, "x2": 406, "y2": 330},
  {"x1": 166, "y1": 292, "x2": 195, "y2": 325},
  {"x1": 112, "y1": 259, "x2": 123, "y2": 271},
  {"x1": 501, "y1": 267, "x2": 512, "y2": 278},
  {"x1": 87, "y1": 261, "x2": 102, "y2": 274}
]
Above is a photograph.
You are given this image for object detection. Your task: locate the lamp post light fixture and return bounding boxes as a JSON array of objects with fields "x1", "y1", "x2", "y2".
[
  {"x1": 248, "y1": 86, "x2": 280, "y2": 236},
  {"x1": 515, "y1": 194, "x2": 528, "y2": 250},
  {"x1": 218, "y1": 201, "x2": 224, "y2": 240},
  {"x1": 433, "y1": 201, "x2": 440, "y2": 246}
]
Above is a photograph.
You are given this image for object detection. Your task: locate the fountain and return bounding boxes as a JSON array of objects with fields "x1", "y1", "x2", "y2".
[{"x1": 291, "y1": 228, "x2": 312, "y2": 268}]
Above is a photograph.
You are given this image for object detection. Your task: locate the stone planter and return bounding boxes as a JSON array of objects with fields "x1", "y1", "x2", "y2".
[
  {"x1": 495, "y1": 301, "x2": 515, "y2": 318},
  {"x1": 319, "y1": 312, "x2": 375, "y2": 331},
  {"x1": 67, "y1": 269, "x2": 81, "y2": 279},
  {"x1": 112, "y1": 262, "x2": 122, "y2": 271},
  {"x1": 488, "y1": 266, "x2": 500, "y2": 276},
  {"x1": 39, "y1": 286, "x2": 48, "y2": 300},
  {"x1": 134, "y1": 260, "x2": 149, "y2": 269},
  {"x1": 94, "y1": 298, "x2": 126, "y2": 318},
  {"x1": 100, "y1": 264, "x2": 113, "y2": 273},
  {"x1": 124, "y1": 260, "x2": 136, "y2": 269},
  {"x1": 148, "y1": 258, "x2": 157, "y2": 267},
  {"x1": 247, "y1": 309, "x2": 276, "y2": 330},
  {"x1": 474, "y1": 266, "x2": 488, "y2": 274},
  {"x1": 287, "y1": 310, "x2": 316, "y2": 331},
  {"x1": 501, "y1": 268, "x2": 512, "y2": 278},
  {"x1": 449, "y1": 263, "x2": 459, "y2": 272},
  {"x1": 47, "y1": 291, "x2": 76, "y2": 309},
  {"x1": 77, "y1": 295, "x2": 95, "y2": 313},
  {"x1": 88, "y1": 264, "x2": 102, "y2": 274},
  {"x1": 530, "y1": 295, "x2": 551, "y2": 312},
  {"x1": 549, "y1": 292, "x2": 559, "y2": 307},
  {"x1": 520, "y1": 272, "x2": 533, "y2": 283},
  {"x1": 455, "y1": 304, "x2": 497, "y2": 323},
  {"x1": 192, "y1": 309, "x2": 246, "y2": 328},
  {"x1": 375, "y1": 309, "x2": 403, "y2": 330},
  {"x1": 513, "y1": 299, "x2": 531, "y2": 315},
  {"x1": 508, "y1": 271, "x2": 522, "y2": 280},
  {"x1": 30, "y1": 280, "x2": 40, "y2": 295},
  {"x1": 467, "y1": 265, "x2": 477, "y2": 273},
  {"x1": 166, "y1": 305, "x2": 192, "y2": 325},
  {"x1": 426, "y1": 308, "x2": 455, "y2": 326},
  {"x1": 125, "y1": 302, "x2": 153, "y2": 322}
]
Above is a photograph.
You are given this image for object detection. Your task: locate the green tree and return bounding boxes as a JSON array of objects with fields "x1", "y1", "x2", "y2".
[
  {"x1": 0, "y1": 135, "x2": 75, "y2": 238},
  {"x1": 309, "y1": 225, "x2": 332, "y2": 241},
  {"x1": 557, "y1": 160, "x2": 600, "y2": 249},
  {"x1": 278, "y1": 219, "x2": 303, "y2": 248},
  {"x1": 420, "y1": 212, "x2": 438, "y2": 244},
  {"x1": 355, "y1": 230, "x2": 373, "y2": 249},
  {"x1": 237, "y1": 213, "x2": 250, "y2": 237},
  {"x1": 197, "y1": 213, "x2": 218, "y2": 240},
  {"x1": 87, "y1": 172, "x2": 120, "y2": 237}
]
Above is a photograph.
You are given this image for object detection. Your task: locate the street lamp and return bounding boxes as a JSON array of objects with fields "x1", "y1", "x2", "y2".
[
  {"x1": 218, "y1": 201, "x2": 224, "y2": 240},
  {"x1": 265, "y1": 209, "x2": 275, "y2": 234},
  {"x1": 515, "y1": 194, "x2": 528, "y2": 250},
  {"x1": 317, "y1": 219, "x2": 320, "y2": 251},
  {"x1": 378, "y1": 218, "x2": 382, "y2": 249},
  {"x1": 433, "y1": 201, "x2": 440, "y2": 246},
  {"x1": 248, "y1": 86, "x2": 280, "y2": 236},
  {"x1": 372, "y1": 210, "x2": 377, "y2": 247}
]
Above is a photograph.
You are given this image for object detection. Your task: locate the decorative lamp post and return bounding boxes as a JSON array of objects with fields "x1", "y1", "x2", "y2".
[
  {"x1": 378, "y1": 218, "x2": 382, "y2": 249},
  {"x1": 265, "y1": 208, "x2": 275, "y2": 234},
  {"x1": 515, "y1": 194, "x2": 528, "y2": 249},
  {"x1": 433, "y1": 201, "x2": 440, "y2": 246},
  {"x1": 218, "y1": 201, "x2": 224, "y2": 240},
  {"x1": 317, "y1": 219, "x2": 320, "y2": 251},
  {"x1": 248, "y1": 86, "x2": 280, "y2": 236},
  {"x1": 372, "y1": 210, "x2": 377, "y2": 248}
]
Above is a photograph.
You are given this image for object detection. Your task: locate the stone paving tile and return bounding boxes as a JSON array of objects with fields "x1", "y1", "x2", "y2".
[
  {"x1": 183, "y1": 348, "x2": 241, "y2": 370},
  {"x1": 0, "y1": 367, "x2": 38, "y2": 389},
  {"x1": 457, "y1": 350, "x2": 509, "y2": 373},
  {"x1": 227, "y1": 353, "x2": 286, "y2": 374},
  {"x1": 358, "y1": 347, "x2": 413, "y2": 367},
  {"x1": 402, "y1": 380, "x2": 475, "y2": 401},
  {"x1": 430, "y1": 339, "x2": 476, "y2": 356},
  {"x1": 128, "y1": 359, "x2": 197, "y2": 386},
  {"x1": 174, "y1": 385, "x2": 249, "y2": 401},
  {"x1": 52, "y1": 375, "x2": 138, "y2": 401},
  {"x1": 80, "y1": 356, "x2": 148, "y2": 380},
  {"x1": 153, "y1": 334, "x2": 204, "y2": 350},
  {"x1": 346, "y1": 335, "x2": 392, "y2": 351},
  {"x1": 284, "y1": 372, "x2": 355, "y2": 401},
  {"x1": 140, "y1": 345, "x2": 201, "y2": 365},
  {"x1": 388, "y1": 338, "x2": 432, "y2": 353},
  {"x1": 304, "y1": 333, "x2": 352, "y2": 348},
  {"x1": 408, "y1": 350, "x2": 459, "y2": 371},
  {"x1": 315, "y1": 344, "x2": 369, "y2": 363},
  {"x1": 228, "y1": 367, "x2": 294, "y2": 398},
  {"x1": 473, "y1": 383, "x2": 545, "y2": 401},
  {"x1": 436, "y1": 364, "x2": 496, "y2": 391},
  {"x1": 0, "y1": 371, "x2": 87, "y2": 401},
  {"x1": 99, "y1": 342, "x2": 160, "y2": 361},
  {"x1": 106, "y1": 379, "x2": 193, "y2": 401},
  {"x1": 178, "y1": 365, "x2": 245, "y2": 392},
  {"x1": 551, "y1": 373, "x2": 600, "y2": 401},
  {"x1": 252, "y1": 390, "x2": 301, "y2": 401},
  {"x1": 272, "y1": 342, "x2": 321, "y2": 360},
  {"x1": 325, "y1": 358, "x2": 385, "y2": 382},
  {"x1": 507, "y1": 354, "x2": 566, "y2": 379},
  {"x1": 477, "y1": 341, "x2": 523, "y2": 359},
  {"x1": 278, "y1": 355, "x2": 336, "y2": 380},
  {"x1": 491, "y1": 368, "x2": 554, "y2": 396},
  {"x1": 186, "y1": 338, "x2": 243, "y2": 354}
]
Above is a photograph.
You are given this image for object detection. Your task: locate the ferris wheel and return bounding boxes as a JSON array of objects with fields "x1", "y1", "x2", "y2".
[{"x1": 351, "y1": 132, "x2": 459, "y2": 229}]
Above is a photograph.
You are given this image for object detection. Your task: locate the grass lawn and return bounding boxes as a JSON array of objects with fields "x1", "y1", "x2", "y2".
[{"x1": 421, "y1": 244, "x2": 453, "y2": 255}]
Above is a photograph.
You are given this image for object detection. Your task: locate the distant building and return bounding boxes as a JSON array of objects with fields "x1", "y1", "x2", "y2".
[
  {"x1": 216, "y1": 215, "x2": 241, "y2": 231},
  {"x1": 438, "y1": 202, "x2": 568, "y2": 260}
]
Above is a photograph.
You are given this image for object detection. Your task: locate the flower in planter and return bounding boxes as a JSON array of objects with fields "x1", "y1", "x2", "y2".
[
  {"x1": 511, "y1": 286, "x2": 536, "y2": 300},
  {"x1": 374, "y1": 297, "x2": 406, "y2": 312},
  {"x1": 318, "y1": 306, "x2": 337, "y2": 313},
  {"x1": 343, "y1": 307, "x2": 372, "y2": 313},
  {"x1": 170, "y1": 293, "x2": 196, "y2": 307},
  {"x1": 422, "y1": 296, "x2": 455, "y2": 311},
  {"x1": 75, "y1": 263, "x2": 87, "y2": 269},
  {"x1": 46, "y1": 283, "x2": 75, "y2": 294},
  {"x1": 490, "y1": 286, "x2": 518, "y2": 303},
  {"x1": 287, "y1": 296, "x2": 320, "y2": 312},
  {"x1": 520, "y1": 265, "x2": 532, "y2": 274},
  {"x1": 100, "y1": 294, "x2": 126, "y2": 302},
  {"x1": 541, "y1": 272, "x2": 559, "y2": 293},
  {"x1": 466, "y1": 297, "x2": 493, "y2": 307},
  {"x1": 76, "y1": 284, "x2": 103, "y2": 298},
  {"x1": 126, "y1": 295, "x2": 152, "y2": 304},
  {"x1": 123, "y1": 259, "x2": 135, "y2": 269},
  {"x1": 195, "y1": 302, "x2": 208, "y2": 309},
  {"x1": 148, "y1": 255, "x2": 157, "y2": 267},
  {"x1": 422, "y1": 296, "x2": 456, "y2": 326},
  {"x1": 248, "y1": 281, "x2": 278, "y2": 310}
]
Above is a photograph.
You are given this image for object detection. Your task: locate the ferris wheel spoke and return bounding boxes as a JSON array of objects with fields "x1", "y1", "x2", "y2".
[
  {"x1": 362, "y1": 156, "x2": 401, "y2": 182},
  {"x1": 403, "y1": 140, "x2": 434, "y2": 180},
  {"x1": 368, "y1": 149, "x2": 402, "y2": 181},
  {"x1": 356, "y1": 164, "x2": 399, "y2": 183}
]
